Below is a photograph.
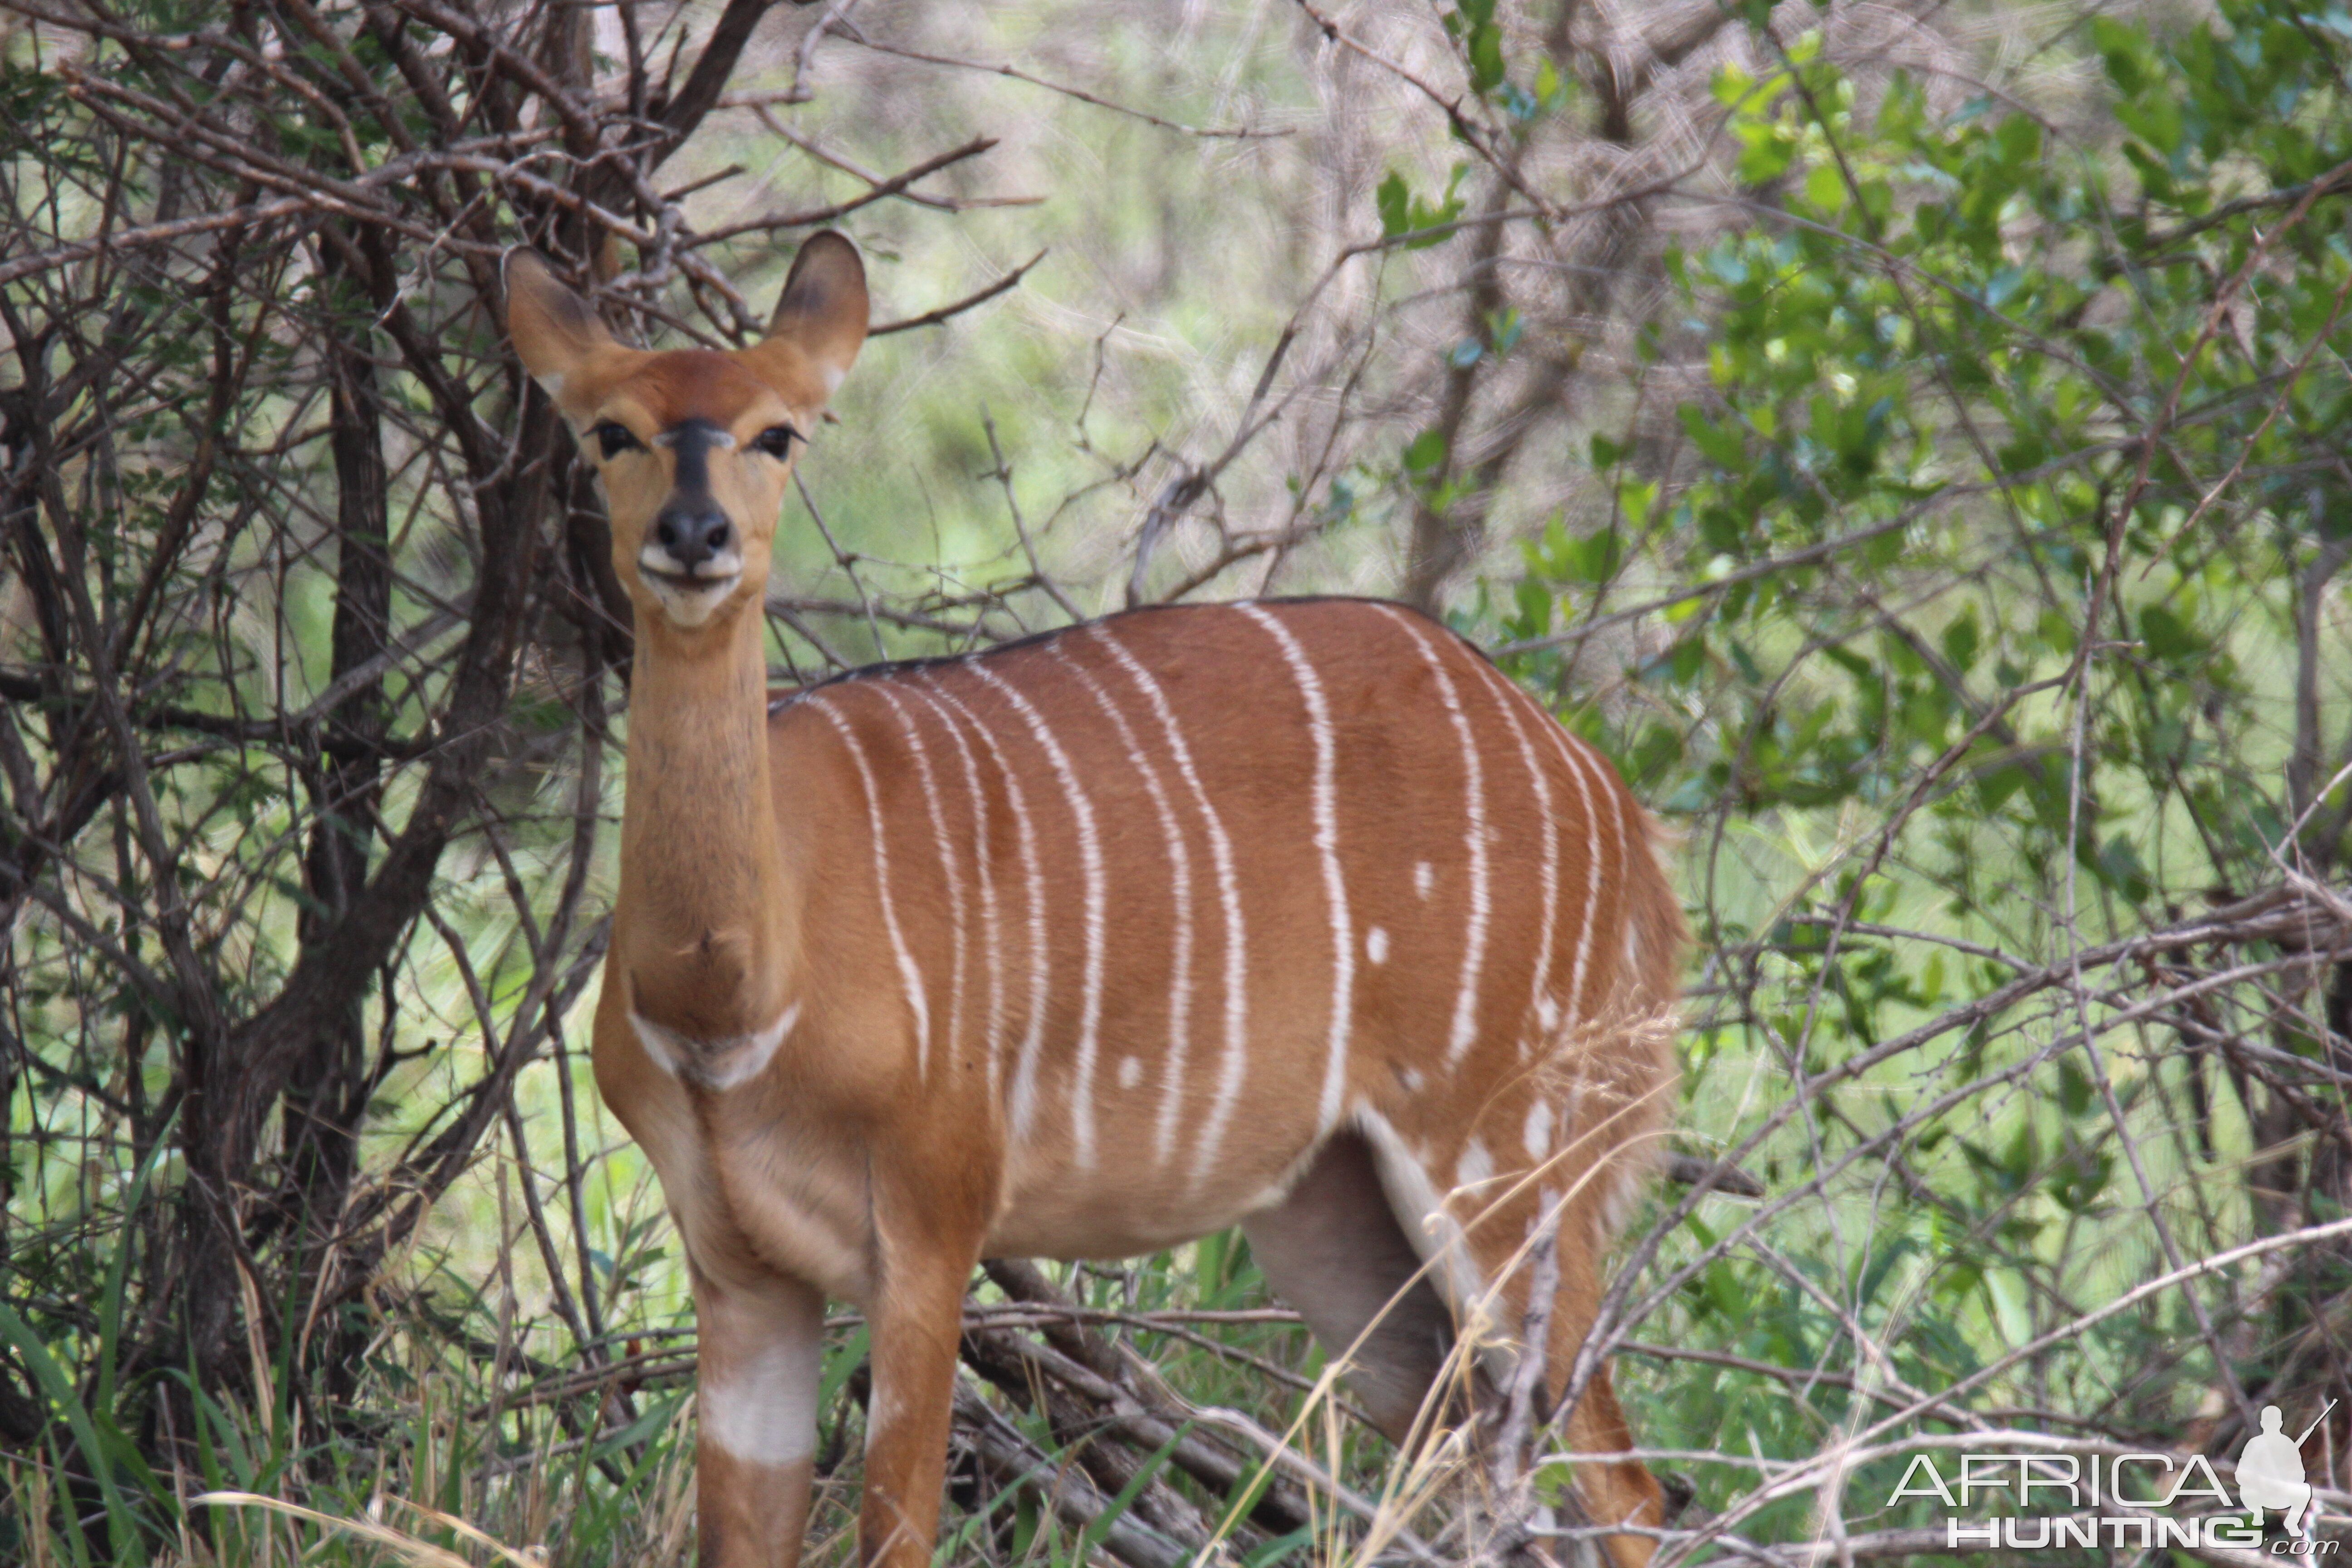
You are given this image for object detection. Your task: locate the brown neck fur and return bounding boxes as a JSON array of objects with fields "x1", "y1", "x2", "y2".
[{"x1": 616, "y1": 601, "x2": 796, "y2": 1039}]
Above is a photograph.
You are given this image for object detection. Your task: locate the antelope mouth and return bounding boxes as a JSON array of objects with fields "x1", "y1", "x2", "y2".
[
  {"x1": 637, "y1": 549, "x2": 743, "y2": 627},
  {"x1": 641, "y1": 564, "x2": 739, "y2": 593},
  {"x1": 637, "y1": 542, "x2": 744, "y2": 594}
]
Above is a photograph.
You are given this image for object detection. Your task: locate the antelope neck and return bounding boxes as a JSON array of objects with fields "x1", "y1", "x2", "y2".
[{"x1": 618, "y1": 601, "x2": 798, "y2": 1043}]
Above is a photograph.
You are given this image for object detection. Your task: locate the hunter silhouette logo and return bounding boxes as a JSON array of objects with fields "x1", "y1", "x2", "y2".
[
  {"x1": 2239, "y1": 1403, "x2": 2329, "y2": 1539},
  {"x1": 1890, "y1": 1398, "x2": 2335, "y2": 1552}
]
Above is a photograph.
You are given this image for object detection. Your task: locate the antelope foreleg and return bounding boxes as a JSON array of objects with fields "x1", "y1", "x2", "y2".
[
  {"x1": 857, "y1": 1228, "x2": 981, "y2": 1568},
  {"x1": 694, "y1": 1269, "x2": 825, "y2": 1568}
]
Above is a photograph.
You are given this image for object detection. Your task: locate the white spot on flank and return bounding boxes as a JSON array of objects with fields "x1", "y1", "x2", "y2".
[
  {"x1": 1118, "y1": 1055, "x2": 1143, "y2": 1091},
  {"x1": 922, "y1": 677, "x2": 1050, "y2": 1140},
  {"x1": 1536, "y1": 994, "x2": 1560, "y2": 1031},
  {"x1": 1415, "y1": 861, "x2": 1434, "y2": 899},
  {"x1": 1090, "y1": 625, "x2": 1250, "y2": 1190},
  {"x1": 1523, "y1": 1099, "x2": 1555, "y2": 1163},
  {"x1": 810, "y1": 697, "x2": 930, "y2": 1073},
  {"x1": 1053, "y1": 642, "x2": 1196, "y2": 1166},
  {"x1": 701, "y1": 1338, "x2": 816, "y2": 1467},
  {"x1": 1239, "y1": 604, "x2": 1353, "y2": 1134},
  {"x1": 1455, "y1": 1137, "x2": 1495, "y2": 1193},
  {"x1": 1374, "y1": 608, "x2": 1488, "y2": 1066},
  {"x1": 1366, "y1": 926, "x2": 1389, "y2": 965},
  {"x1": 972, "y1": 660, "x2": 1109, "y2": 1169},
  {"x1": 629, "y1": 1003, "x2": 799, "y2": 1091},
  {"x1": 1400, "y1": 1067, "x2": 1425, "y2": 1093}
]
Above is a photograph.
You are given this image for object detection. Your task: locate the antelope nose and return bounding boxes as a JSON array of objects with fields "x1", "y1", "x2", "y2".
[{"x1": 653, "y1": 504, "x2": 732, "y2": 573}]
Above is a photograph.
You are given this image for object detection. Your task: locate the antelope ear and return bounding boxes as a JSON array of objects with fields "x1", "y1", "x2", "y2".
[
  {"x1": 504, "y1": 250, "x2": 618, "y2": 419},
  {"x1": 761, "y1": 231, "x2": 868, "y2": 398}
]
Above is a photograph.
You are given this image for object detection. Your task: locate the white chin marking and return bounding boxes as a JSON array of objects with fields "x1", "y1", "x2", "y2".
[{"x1": 642, "y1": 573, "x2": 740, "y2": 627}]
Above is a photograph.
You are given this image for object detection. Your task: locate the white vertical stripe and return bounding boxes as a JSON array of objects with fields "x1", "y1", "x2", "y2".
[
  {"x1": 808, "y1": 696, "x2": 931, "y2": 1076},
  {"x1": 921, "y1": 675, "x2": 1051, "y2": 1138},
  {"x1": 1599, "y1": 735, "x2": 1633, "y2": 988},
  {"x1": 1461, "y1": 657, "x2": 1562, "y2": 1052},
  {"x1": 1089, "y1": 626, "x2": 1252, "y2": 1187},
  {"x1": 971, "y1": 657, "x2": 1110, "y2": 1170},
  {"x1": 1050, "y1": 643, "x2": 1197, "y2": 1166},
  {"x1": 1563, "y1": 730, "x2": 1632, "y2": 1015},
  {"x1": 1515, "y1": 686, "x2": 1607, "y2": 1026},
  {"x1": 1522, "y1": 1098, "x2": 1555, "y2": 1162},
  {"x1": 1373, "y1": 606, "x2": 1490, "y2": 1067},
  {"x1": 1237, "y1": 604, "x2": 1353, "y2": 1134},
  {"x1": 903, "y1": 683, "x2": 1006, "y2": 1099},
  {"x1": 872, "y1": 686, "x2": 968, "y2": 1082}
]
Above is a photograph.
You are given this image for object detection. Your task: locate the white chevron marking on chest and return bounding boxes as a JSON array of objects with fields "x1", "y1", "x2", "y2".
[{"x1": 631, "y1": 1002, "x2": 801, "y2": 1090}]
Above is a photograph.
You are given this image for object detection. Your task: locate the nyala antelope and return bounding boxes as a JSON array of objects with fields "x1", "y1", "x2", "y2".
[{"x1": 505, "y1": 232, "x2": 1682, "y2": 1568}]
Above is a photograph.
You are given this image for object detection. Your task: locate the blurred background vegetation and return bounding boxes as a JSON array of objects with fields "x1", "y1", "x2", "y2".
[{"x1": 3, "y1": 0, "x2": 2351, "y2": 1563}]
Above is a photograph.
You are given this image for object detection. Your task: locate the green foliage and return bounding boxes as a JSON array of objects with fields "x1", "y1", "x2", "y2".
[
  {"x1": 1376, "y1": 165, "x2": 1470, "y2": 248},
  {"x1": 1493, "y1": 0, "x2": 2352, "y2": 1547}
]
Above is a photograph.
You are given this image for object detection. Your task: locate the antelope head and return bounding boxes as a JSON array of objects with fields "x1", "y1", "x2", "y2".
[{"x1": 505, "y1": 234, "x2": 869, "y2": 633}]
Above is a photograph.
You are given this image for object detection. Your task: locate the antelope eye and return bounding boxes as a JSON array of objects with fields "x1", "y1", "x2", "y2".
[
  {"x1": 591, "y1": 421, "x2": 640, "y2": 458},
  {"x1": 752, "y1": 424, "x2": 802, "y2": 460}
]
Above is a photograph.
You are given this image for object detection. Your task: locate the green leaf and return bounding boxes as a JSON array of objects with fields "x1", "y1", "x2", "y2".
[
  {"x1": 2138, "y1": 603, "x2": 2203, "y2": 662},
  {"x1": 1994, "y1": 114, "x2": 2043, "y2": 167},
  {"x1": 1570, "y1": 526, "x2": 1625, "y2": 584},
  {"x1": 2091, "y1": 17, "x2": 2147, "y2": 94},
  {"x1": 1402, "y1": 427, "x2": 1448, "y2": 477},
  {"x1": 2058, "y1": 1058, "x2": 2097, "y2": 1118},
  {"x1": 1468, "y1": 20, "x2": 1507, "y2": 93},
  {"x1": 1804, "y1": 162, "x2": 1848, "y2": 213},
  {"x1": 1736, "y1": 123, "x2": 1799, "y2": 184},
  {"x1": 1681, "y1": 402, "x2": 1748, "y2": 468},
  {"x1": 1941, "y1": 611, "x2": 1980, "y2": 672},
  {"x1": 1376, "y1": 170, "x2": 1411, "y2": 238}
]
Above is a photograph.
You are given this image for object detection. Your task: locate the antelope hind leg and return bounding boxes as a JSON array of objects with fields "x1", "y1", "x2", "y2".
[
  {"x1": 1240, "y1": 1129, "x2": 1459, "y2": 1443},
  {"x1": 1468, "y1": 1196, "x2": 1662, "y2": 1568}
]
